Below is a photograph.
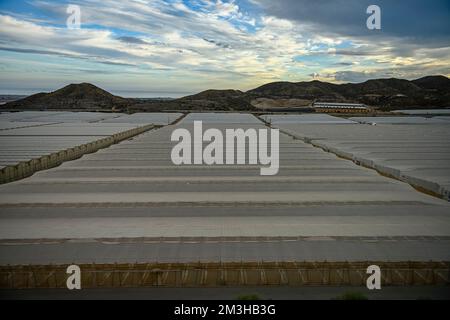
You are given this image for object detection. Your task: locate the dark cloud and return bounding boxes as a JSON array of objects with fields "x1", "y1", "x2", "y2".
[
  {"x1": 333, "y1": 49, "x2": 379, "y2": 56},
  {"x1": 333, "y1": 63, "x2": 450, "y2": 82},
  {"x1": 117, "y1": 36, "x2": 147, "y2": 44},
  {"x1": 333, "y1": 62, "x2": 355, "y2": 66},
  {"x1": 334, "y1": 71, "x2": 382, "y2": 82},
  {"x1": 98, "y1": 60, "x2": 135, "y2": 67},
  {"x1": 255, "y1": 0, "x2": 450, "y2": 46},
  {"x1": 0, "y1": 46, "x2": 70, "y2": 56},
  {"x1": 0, "y1": 46, "x2": 135, "y2": 67},
  {"x1": 203, "y1": 38, "x2": 231, "y2": 49}
]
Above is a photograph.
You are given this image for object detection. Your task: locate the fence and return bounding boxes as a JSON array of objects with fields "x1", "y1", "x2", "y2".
[
  {"x1": 0, "y1": 124, "x2": 154, "y2": 184},
  {"x1": 1, "y1": 261, "x2": 448, "y2": 288}
]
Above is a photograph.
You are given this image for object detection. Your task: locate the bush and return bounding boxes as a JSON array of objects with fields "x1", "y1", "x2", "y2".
[{"x1": 236, "y1": 294, "x2": 261, "y2": 300}]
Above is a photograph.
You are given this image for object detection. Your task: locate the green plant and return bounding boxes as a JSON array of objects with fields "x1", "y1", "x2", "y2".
[{"x1": 236, "y1": 294, "x2": 262, "y2": 300}]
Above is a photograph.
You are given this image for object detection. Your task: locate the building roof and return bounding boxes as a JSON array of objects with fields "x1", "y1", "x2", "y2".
[{"x1": 313, "y1": 102, "x2": 368, "y2": 109}]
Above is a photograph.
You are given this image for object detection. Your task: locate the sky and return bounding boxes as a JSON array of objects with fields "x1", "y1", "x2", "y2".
[{"x1": 0, "y1": 0, "x2": 449, "y2": 97}]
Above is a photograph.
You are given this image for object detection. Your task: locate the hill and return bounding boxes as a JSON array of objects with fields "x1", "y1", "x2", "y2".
[
  {"x1": 180, "y1": 89, "x2": 244, "y2": 100},
  {"x1": 247, "y1": 76, "x2": 450, "y2": 109},
  {"x1": 127, "y1": 89, "x2": 253, "y2": 112},
  {"x1": 4, "y1": 83, "x2": 133, "y2": 110},
  {"x1": 412, "y1": 75, "x2": 450, "y2": 92},
  {"x1": 176, "y1": 89, "x2": 252, "y2": 111}
]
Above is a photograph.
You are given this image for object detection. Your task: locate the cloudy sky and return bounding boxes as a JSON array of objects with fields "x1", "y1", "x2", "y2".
[{"x1": 0, "y1": 0, "x2": 449, "y2": 97}]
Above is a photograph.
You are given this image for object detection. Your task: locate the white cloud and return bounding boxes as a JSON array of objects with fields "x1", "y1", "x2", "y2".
[{"x1": 0, "y1": 0, "x2": 449, "y2": 94}]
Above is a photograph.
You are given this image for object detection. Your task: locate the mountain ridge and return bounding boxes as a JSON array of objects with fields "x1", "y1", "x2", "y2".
[{"x1": 3, "y1": 75, "x2": 449, "y2": 111}]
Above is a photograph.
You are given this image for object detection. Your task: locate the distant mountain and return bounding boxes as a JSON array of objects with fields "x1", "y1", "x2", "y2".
[
  {"x1": 0, "y1": 95, "x2": 27, "y2": 105},
  {"x1": 4, "y1": 76, "x2": 450, "y2": 112},
  {"x1": 248, "y1": 80, "x2": 344, "y2": 99},
  {"x1": 4, "y1": 83, "x2": 133, "y2": 110},
  {"x1": 181, "y1": 89, "x2": 244, "y2": 100},
  {"x1": 412, "y1": 75, "x2": 450, "y2": 91},
  {"x1": 247, "y1": 76, "x2": 450, "y2": 109},
  {"x1": 126, "y1": 89, "x2": 253, "y2": 112},
  {"x1": 175, "y1": 89, "x2": 253, "y2": 111}
]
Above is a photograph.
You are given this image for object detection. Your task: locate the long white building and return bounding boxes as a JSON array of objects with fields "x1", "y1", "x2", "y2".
[{"x1": 313, "y1": 102, "x2": 369, "y2": 113}]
